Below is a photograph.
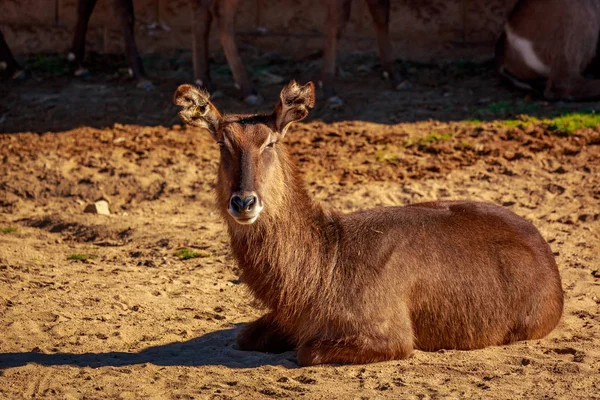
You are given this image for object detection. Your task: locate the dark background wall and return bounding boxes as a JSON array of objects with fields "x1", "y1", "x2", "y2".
[{"x1": 0, "y1": 0, "x2": 519, "y2": 61}]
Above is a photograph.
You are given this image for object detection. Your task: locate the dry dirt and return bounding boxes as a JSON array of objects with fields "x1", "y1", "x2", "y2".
[{"x1": 1, "y1": 50, "x2": 600, "y2": 399}]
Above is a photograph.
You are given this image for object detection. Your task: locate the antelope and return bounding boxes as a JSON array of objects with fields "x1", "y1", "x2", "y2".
[
  {"x1": 173, "y1": 80, "x2": 563, "y2": 366},
  {"x1": 497, "y1": 0, "x2": 600, "y2": 100},
  {"x1": 71, "y1": 0, "x2": 405, "y2": 103},
  {"x1": 0, "y1": 30, "x2": 27, "y2": 80},
  {"x1": 68, "y1": 0, "x2": 153, "y2": 89}
]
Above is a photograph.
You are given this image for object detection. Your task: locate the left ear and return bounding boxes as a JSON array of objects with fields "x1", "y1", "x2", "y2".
[{"x1": 273, "y1": 80, "x2": 315, "y2": 137}]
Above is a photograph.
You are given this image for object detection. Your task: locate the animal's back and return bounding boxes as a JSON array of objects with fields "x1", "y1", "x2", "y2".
[{"x1": 339, "y1": 201, "x2": 563, "y2": 351}]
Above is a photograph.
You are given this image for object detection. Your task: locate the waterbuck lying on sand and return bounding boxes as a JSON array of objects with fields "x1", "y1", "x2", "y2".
[
  {"x1": 174, "y1": 81, "x2": 563, "y2": 366},
  {"x1": 497, "y1": 0, "x2": 600, "y2": 100}
]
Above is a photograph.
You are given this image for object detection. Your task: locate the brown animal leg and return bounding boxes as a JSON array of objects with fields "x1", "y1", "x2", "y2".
[
  {"x1": 191, "y1": 0, "x2": 213, "y2": 92},
  {"x1": 0, "y1": 30, "x2": 26, "y2": 79},
  {"x1": 320, "y1": 0, "x2": 352, "y2": 103},
  {"x1": 214, "y1": 0, "x2": 261, "y2": 104},
  {"x1": 297, "y1": 335, "x2": 413, "y2": 366},
  {"x1": 544, "y1": 76, "x2": 600, "y2": 101},
  {"x1": 69, "y1": 0, "x2": 98, "y2": 75},
  {"x1": 365, "y1": 0, "x2": 407, "y2": 90},
  {"x1": 236, "y1": 313, "x2": 295, "y2": 353},
  {"x1": 113, "y1": 0, "x2": 152, "y2": 89}
]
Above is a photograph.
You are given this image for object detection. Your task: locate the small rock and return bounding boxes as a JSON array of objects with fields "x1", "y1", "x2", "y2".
[{"x1": 84, "y1": 200, "x2": 110, "y2": 216}]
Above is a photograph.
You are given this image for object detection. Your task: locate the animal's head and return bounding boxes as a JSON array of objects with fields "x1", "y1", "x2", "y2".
[{"x1": 174, "y1": 81, "x2": 315, "y2": 225}]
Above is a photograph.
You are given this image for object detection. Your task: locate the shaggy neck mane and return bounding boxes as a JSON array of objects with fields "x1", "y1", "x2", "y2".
[{"x1": 222, "y1": 145, "x2": 340, "y2": 319}]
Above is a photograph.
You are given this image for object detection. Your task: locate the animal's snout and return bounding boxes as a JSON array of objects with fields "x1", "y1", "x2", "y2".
[
  {"x1": 230, "y1": 193, "x2": 258, "y2": 213},
  {"x1": 228, "y1": 192, "x2": 263, "y2": 224}
]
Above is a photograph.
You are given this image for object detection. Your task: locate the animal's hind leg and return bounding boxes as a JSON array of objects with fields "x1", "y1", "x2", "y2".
[
  {"x1": 69, "y1": 0, "x2": 98, "y2": 76},
  {"x1": 191, "y1": 0, "x2": 213, "y2": 92},
  {"x1": 320, "y1": 0, "x2": 352, "y2": 103},
  {"x1": 236, "y1": 313, "x2": 295, "y2": 353},
  {"x1": 365, "y1": 0, "x2": 407, "y2": 90},
  {"x1": 297, "y1": 334, "x2": 413, "y2": 366},
  {"x1": 214, "y1": 0, "x2": 261, "y2": 104},
  {"x1": 0, "y1": 30, "x2": 25, "y2": 79},
  {"x1": 113, "y1": 0, "x2": 152, "y2": 89}
]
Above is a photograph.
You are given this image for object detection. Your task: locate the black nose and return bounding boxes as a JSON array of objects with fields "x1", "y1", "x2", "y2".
[{"x1": 230, "y1": 194, "x2": 258, "y2": 213}]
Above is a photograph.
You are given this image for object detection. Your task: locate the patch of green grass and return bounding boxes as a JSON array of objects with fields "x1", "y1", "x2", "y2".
[
  {"x1": 445, "y1": 60, "x2": 482, "y2": 75},
  {"x1": 175, "y1": 248, "x2": 209, "y2": 260},
  {"x1": 477, "y1": 101, "x2": 511, "y2": 116},
  {"x1": 28, "y1": 54, "x2": 68, "y2": 74},
  {"x1": 461, "y1": 141, "x2": 472, "y2": 148},
  {"x1": 547, "y1": 112, "x2": 600, "y2": 134},
  {"x1": 498, "y1": 119, "x2": 523, "y2": 128},
  {"x1": 419, "y1": 131, "x2": 453, "y2": 144},
  {"x1": 0, "y1": 227, "x2": 17, "y2": 234},
  {"x1": 470, "y1": 111, "x2": 599, "y2": 134},
  {"x1": 374, "y1": 150, "x2": 400, "y2": 163},
  {"x1": 67, "y1": 253, "x2": 96, "y2": 262},
  {"x1": 464, "y1": 119, "x2": 482, "y2": 126},
  {"x1": 496, "y1": 115, "x2": 540, "y2": 128},
  {"x1": 402, "y1": 131, "x2": 453, "y2": 147},
  {"x1": 475, "y1": 101, "x2": 540, "y2": 118}
]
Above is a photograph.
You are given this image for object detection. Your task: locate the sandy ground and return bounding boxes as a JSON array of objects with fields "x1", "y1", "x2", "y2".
[{"x1": 1, "y1": 50, "x2": 600, "y2": 399}]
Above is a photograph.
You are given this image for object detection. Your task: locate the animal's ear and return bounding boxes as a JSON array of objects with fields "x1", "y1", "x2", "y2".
[
  {"x1": 173, "y1": 84, "x2": 222, "y2": 140},
  {"x1": 273, "y1": 81, "x2": 315, "y2": 136}
]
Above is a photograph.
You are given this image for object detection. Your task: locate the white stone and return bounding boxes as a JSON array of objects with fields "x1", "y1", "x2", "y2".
[{"x1": 84, "y1": 200, "x2": 110, "y2": 216}]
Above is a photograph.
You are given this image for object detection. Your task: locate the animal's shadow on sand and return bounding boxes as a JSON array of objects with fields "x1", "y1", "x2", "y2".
[{"x1": 0, "y1": 324, "x2": 300, "y2": 369}]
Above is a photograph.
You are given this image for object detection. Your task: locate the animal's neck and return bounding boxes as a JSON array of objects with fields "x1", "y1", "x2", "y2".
[{"x1": 225, "y1": 151, "x2": 339, "y2": 315}]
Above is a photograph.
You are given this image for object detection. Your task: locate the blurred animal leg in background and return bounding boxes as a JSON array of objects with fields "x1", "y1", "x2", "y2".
[
  {"x1": 365, "y1": 0, "x2": 408, "y2": 90},
  {"x1": 0, "y1": 29, "x2": 27, "y2": 80},
  {"x1": 214, "y1": 0, "x2": 262, "y2": 104},
  {"x1": 320, "y1": 0, "x2": 352, "y2": 105}
]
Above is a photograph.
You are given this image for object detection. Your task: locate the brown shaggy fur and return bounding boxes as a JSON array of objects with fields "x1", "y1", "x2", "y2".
[
  {"x1": 174, "y1": 81, "x2": 564, "y2": 366},
  {"x1": 497, "y1": 0, "x2": 600, "y2": 100}
]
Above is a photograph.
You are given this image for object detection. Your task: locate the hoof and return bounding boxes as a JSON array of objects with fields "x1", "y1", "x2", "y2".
[
  {"x1": 74, "y1": 67, "x2": 90, "y2": 77},
  {"x1": 394, "y1": 80, "x2": 412, "y2": 91},
  {"x1": 136, "y1": 79, "x2": 154, "y2": 90},
  {"x1": 244, "y1": 93, "x2": 264, "y2": 106},
  {"x1": 382, "y1": 71, "x2": 412, "y2": 91},
  {"x1": 326, "y1": 95, "x2": 343, "y2": 109},
  {"x1": 12, "y1": 69, "x2": 28, "y2": 81}
]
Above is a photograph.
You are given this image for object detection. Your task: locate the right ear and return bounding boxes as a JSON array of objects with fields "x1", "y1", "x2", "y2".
[
  {"x1": 273, "y1": 81, "x2": 315, "y2": 137},
  {"x1": 173, "y1": 84, "x2": 222, "y2": 140}
]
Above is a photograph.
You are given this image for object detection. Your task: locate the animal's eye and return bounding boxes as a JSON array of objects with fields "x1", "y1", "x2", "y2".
[{"x1": 265, "y1": 142, "x2": 275, "y2": 149}]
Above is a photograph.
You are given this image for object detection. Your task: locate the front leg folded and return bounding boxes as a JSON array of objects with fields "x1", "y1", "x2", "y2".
[
  {"x1": 236, "y1": 313, "x2": 295, "y2": 353},
  {"x1": 297, "y1": 335, "x2": 413, "y2": 366}
]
